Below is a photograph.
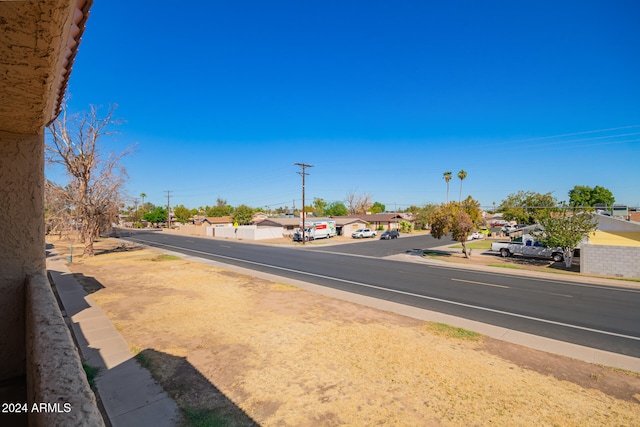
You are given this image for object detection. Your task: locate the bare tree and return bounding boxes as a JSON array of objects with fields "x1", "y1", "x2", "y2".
[
  {"x1": 357, "y1": 193, "x2": 373, "y2": 214},
  {"x1": 345, "y1": 190, "x2": 373, "y2": 215},
  {"x1": 44, "y1": 180, "x2": 72, "y2": 237},
  {"x1": 346, "y1": 190, "x2": 358, "y2": 215},
  {"x1": 46, "y1": 103, "x2": 132, "y2": 256}
]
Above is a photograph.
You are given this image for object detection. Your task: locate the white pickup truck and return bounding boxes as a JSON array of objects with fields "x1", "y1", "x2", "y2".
[
  {"x1": 491, "y1": 239, "x2": 564, "y2": 262},
  {"x1": 351, "y1": 228, "x2": 377, "y2": 238}
]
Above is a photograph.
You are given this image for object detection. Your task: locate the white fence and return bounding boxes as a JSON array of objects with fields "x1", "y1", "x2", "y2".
[{"x1": 208, "y1": 225, "x2": 283, "y2": 240}]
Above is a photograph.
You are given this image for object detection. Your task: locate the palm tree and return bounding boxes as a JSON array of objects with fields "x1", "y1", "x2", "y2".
[
  {"x1": 458, "y1": 169, "x2": 467, "y2": 202},
  {"x1": 443, "y1": 171, "x2": 452, "y2": 202},
  {"x1": 140, "y1": 193, "x2": 147, "y2": 212}
]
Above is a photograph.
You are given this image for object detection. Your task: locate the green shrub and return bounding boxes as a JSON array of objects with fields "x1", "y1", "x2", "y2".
[
  {"x1": 82, "y1": 363, "x2": 100, "y2": 389},
  {"x1": 399, "y1": 220, "x2": 413, "y2": 233}
]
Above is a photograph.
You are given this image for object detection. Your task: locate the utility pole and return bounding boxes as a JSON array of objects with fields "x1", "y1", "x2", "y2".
[
  {"x1": 133, "y1": 198, "x2": 139, "y2": 223},
  {"x1": 165, "y1": 190, "x2": 172, "y2": 228},
  {"x1": 294, "y1": 163, "x2": 313, "y2": 244}
]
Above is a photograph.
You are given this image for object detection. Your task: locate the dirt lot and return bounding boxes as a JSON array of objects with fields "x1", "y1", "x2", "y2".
[{"x1": 52, "y1": 237, "x2": 640, "y2": 426}]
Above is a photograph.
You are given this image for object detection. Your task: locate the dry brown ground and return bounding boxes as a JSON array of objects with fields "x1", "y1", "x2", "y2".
[{"x1": 52, "y1": 237, "x2": 640, "y2": 426}]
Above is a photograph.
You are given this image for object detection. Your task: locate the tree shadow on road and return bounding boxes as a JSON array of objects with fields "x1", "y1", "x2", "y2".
[{"x1": 497, "y1": 254, "x2": 581, "y2": 273}]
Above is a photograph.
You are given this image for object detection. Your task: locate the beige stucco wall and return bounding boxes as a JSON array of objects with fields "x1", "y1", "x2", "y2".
[
  {"x1": 0, "y1": 1, "x2": 85, "y2": 134},
  {"x1": 0, "y1": 131, "x2": 45, "y2": 381},
  {"x1": 173, "y1": 224, "x2": 209, "y2": 236},
  {"x1": 26, "y1": 274, "x2": 105, "y2": 426}
]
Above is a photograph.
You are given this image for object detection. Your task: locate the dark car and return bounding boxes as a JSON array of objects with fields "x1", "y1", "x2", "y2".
[{"x1": 380, "y1": 230, "x2": 399, "y2": 240}]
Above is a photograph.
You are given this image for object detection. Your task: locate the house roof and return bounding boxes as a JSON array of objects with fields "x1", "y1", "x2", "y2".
[
  {"x1": 203, "y1": 216, "x2": 232, "y2": 224},
  {"x1": 588, "y1": 213, "x2": 640, "y2": 246},
  {"x1": 595, "y1": 213, "x2": 640, "y2": 232},
  {"x1": 261, "y1": 218, "x2": 301, "y2": 227},
  {"x1": 256, "y1": 219, "x2": 287, "y2": 228},
  {"x1": 338, "y1": 214, "x2": 409, "y2": 222},
  {"x1": 257, "y1": 217, "x2": 365, "y2": 227},
  {"x1": 0, "y1": 0, "x2": 93, "y2": 133}
]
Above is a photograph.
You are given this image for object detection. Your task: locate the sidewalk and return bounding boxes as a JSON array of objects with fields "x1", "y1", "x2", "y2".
[{"x1": 46, "y1": 249, "x2": 180, "y2": 427}]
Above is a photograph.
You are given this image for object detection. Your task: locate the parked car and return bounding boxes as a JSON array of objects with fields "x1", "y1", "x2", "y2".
[
  {"x1": 352, "y1": 228, "x2": 377, "y2": 238},
  {"x1": 380, "y1": 230, "x2": 399, "y2": 240},
  {"x1": 467, "y1": 231, "x2": 484, "y2": 240}
]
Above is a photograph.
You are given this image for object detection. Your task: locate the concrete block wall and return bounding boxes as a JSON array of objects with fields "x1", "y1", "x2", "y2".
[{"x1": 581, "y1": 244, "x2": 640, "y2": 278}]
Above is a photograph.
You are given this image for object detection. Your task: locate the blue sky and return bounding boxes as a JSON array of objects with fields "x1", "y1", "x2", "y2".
[{"x1": 52, "y1": 1, "x2": 640, "y2": 211}]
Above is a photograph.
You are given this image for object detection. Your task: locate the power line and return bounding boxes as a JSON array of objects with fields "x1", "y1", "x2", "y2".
[
  {"x1": 481, "y1": 124, "x2": 640, "y2": 151},
  {"x1": 507, "y1": 124, "x2": 640, "y2": 144},
  {"x1": 519, "y1": 132, "x2": 640, "y2": 149}
]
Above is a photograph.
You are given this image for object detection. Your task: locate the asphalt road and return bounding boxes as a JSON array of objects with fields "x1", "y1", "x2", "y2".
[
  {"x1": 121, "y1": 230, "x2": 640, "y2": 358},
  {"x1": 308, "y1": 233, "x2": 448, "y2": 257}
]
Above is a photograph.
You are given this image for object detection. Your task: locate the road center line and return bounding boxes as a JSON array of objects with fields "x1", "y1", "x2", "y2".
[
  {"x1": 451, "y1": 278, "x2": 572, "y2": 298},
  {"x1": 451, "y1": 278, "x2": 509, "y2": 288},
  {"x1": 126, "y1": 237, "x2": 640, "y2": 343}
]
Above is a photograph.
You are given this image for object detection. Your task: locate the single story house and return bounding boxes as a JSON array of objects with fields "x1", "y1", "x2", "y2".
[
  {"x1": 252, "y1": 212, "x2": 269, "y2": 222},
  {"x1": 333, "y1": 213, "x2": 413, "y2": 231},
  {"x1": 257, "y1": 217, "x2": 302, "y2": 237},
  {"x1": 192, "y1": 216, "x2": 233, "y2": 227},
  {"x1": 257, "y1": 216, "x2": 368, "y2": 236},
  {"x1": 331, "y1": 217, "x2": 369, "y2": 236}
]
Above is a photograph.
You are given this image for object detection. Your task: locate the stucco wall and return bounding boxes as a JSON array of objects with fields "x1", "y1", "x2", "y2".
[
  {"x1": 0, "y1": 131, "x2": 45, "y2": 381},
  {"x1": 26, "y1": 274, "x2": 105, "y2": 426},
  {"x1": 174, "y1": 224, "x2": 209, "y2": 236},
  {"x1": 0, "y1": 0, "x2": 89, "y2": 134},
  {"x1": 342, "y1": 222, "x2": 368, "y2": 235},
  {"x1": 581, "y1": 244, "x2": 640, "y2": 278}
]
